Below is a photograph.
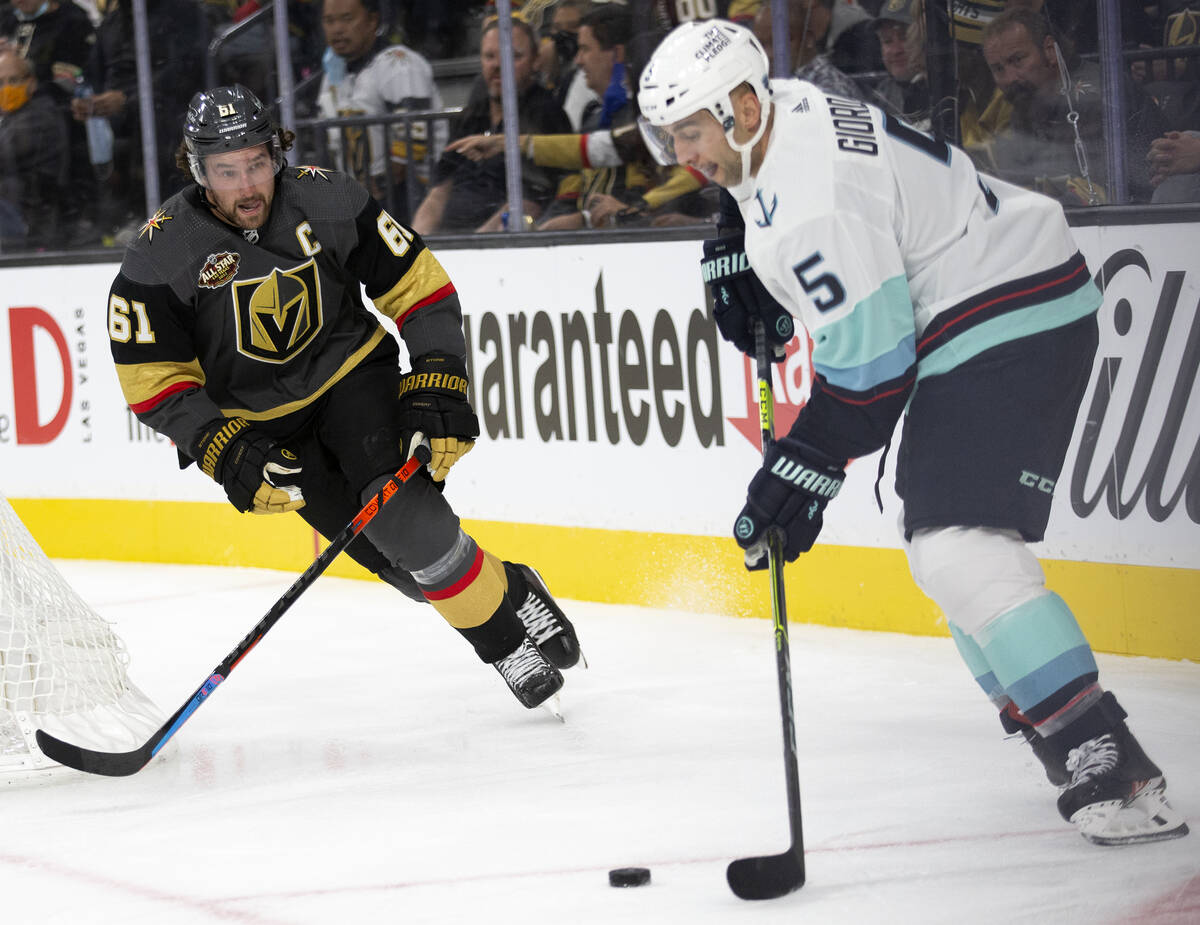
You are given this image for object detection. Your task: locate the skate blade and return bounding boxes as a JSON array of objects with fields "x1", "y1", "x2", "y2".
[
  {"x1": 1072, "y1": 788, "x2": 1190, "y2": 846},
  {"x1": 541, "y1": 692, "x2": 565, "y2": 723}
]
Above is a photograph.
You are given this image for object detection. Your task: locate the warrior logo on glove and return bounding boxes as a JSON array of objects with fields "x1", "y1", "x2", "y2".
[
  {"x1": 734, "y1": 436, "x2": 845, "y2": 569},
  {"x1": 398, "y1": 353, "x2": 480, "y2": 482},
  {"x1": 700, "y1": 233, "x2": 794, "y2": 361}
]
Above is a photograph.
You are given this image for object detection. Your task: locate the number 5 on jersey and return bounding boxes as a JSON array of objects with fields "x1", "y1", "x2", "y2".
[{"x1": 792, "y1": 252, "x2": 846, "y2": 313}]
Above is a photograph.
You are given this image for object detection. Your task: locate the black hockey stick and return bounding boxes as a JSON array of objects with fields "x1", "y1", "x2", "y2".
[
  {"x1": 35, "y1": 443, "x2": 433, "y2": 777},
  {"x1": 727, "y1": 324, "x2": 806, "y2": 900}
]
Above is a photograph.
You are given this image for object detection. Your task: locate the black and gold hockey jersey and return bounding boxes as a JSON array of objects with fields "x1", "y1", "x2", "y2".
[{"x1": 109, "y1": 165, "x2": 465, "y2": 459}]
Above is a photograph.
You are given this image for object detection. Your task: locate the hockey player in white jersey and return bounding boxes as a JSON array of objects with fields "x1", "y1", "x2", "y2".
[{"x1": 638, "y1": 19, "x2": 1188, "y2": 847}]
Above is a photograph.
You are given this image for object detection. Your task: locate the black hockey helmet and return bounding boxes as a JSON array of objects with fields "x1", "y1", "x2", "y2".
[{"x1": 183, "y1": 84, "x2": 283, "y2": 188}]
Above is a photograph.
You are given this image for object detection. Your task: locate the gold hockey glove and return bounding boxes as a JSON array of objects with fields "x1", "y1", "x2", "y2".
[
  {"x1": 196, "y1": 417, "x2": 305, "y2": 515},
  {"x1": 397, "y1": 353, "x2": 479, "y2": 481}
]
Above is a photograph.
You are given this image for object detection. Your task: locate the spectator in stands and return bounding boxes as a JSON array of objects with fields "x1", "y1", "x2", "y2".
[
  {"x1": 0, "y1": 48, "x2": 67, "y2": 250},
  {"x1": 0, "y1": 0, "x2": 93, "y2": 105},
  {"x1": 827, "y1": 0, "x2": 884, "y2": 75},
  {"x1": 316, "y1": 0, "x2": 443, "y2": 222},
  {"x1": 447, "y1": 26, "x2": 713, "y2": 228},
  {"x1": 871, "y1": 0, "x2": 930, "y2": 126},
  {"x1": 72, "y1": 0, "x2": 205, "y2": 240},
  {"x1": 411, "y1": 14, "x2": 570, "y2": 234},
  {"x1": 0, "y1": 0, "x2": 95, "y2": 245},
  {"x1": 754, "y1": 0, "x2": 882, "y2": 104},
  {"x1": 535, "y1": 0, "x2": 597, "y2": 131},
  {"x1": 1147, "y1": 128, "x2": 1200, "y2": 202},
  {"x1": 217, "y1": 0, "x2": 325, "y2": 90},
  {"x1": 975, "y1": 7, "x2": 1165, "y2": 204},
  {"x1": 534, "y1": 4, "x2": 710, "y2": 229}
]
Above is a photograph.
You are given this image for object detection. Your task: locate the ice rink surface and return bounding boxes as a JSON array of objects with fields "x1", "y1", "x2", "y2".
[{"x1": 3, "y1": 561, "x2": 1197, "y2": 925}]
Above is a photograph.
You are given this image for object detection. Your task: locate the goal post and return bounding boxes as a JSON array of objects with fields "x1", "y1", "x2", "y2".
[{"x1": 0, "y1": 490, "x2": 165, "y2": 780}]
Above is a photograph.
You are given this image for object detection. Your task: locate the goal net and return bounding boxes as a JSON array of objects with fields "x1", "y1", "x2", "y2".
[{"x1": 0, "y1": 490, "x2": 165, "y2": 780}]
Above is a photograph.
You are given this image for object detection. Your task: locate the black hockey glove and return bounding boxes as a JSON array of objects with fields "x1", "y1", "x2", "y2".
[
  {"x1": 734, "y1": 436, "x2": 845, "y2": 569},
  {"x1": 196, "y1": 417, "x2": 304, "y2": 515},
  {"x1": 701, "y1": 233, "x2": 794, "y2": 362},
  {"x1": 398, "y1": 352, "x2": 479, "y2": 481}
]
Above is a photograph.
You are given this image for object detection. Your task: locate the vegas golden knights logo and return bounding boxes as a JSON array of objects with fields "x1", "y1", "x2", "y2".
[{"x1": 232, "y1": 258, "x2": 323, "y2": 362}]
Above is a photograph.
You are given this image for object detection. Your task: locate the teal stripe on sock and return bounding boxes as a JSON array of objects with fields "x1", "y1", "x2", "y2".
[
  {"x1": 975, "y1": 593, "x2": 1098, "y2": 713},
  {"x1": 949, "y1": 622, "x2": 1003, "y2": 701}
]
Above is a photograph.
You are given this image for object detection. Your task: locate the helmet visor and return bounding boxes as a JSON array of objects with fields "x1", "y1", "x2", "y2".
[
  {"x1": 191, "y1": 140, "x2": 283, "y2": 190},
  {"x1": 637, "y1": 117, "x2": 679, "y2": 167}
]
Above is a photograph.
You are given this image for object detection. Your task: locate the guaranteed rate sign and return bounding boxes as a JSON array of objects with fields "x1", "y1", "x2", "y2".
[
  {"x1": 462, "y1": 268, "x2": 725, "y2": 450},
  {"x1": 0, "y1": 228, "x2": 1197, "y2": 569}
]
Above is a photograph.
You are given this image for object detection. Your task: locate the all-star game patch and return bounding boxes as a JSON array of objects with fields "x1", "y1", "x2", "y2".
[{"x1": 198, "y1": 251, "x2": 241, "y2": 288}]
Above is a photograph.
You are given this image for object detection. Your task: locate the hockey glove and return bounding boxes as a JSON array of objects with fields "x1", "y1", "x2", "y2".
[
  {"x1": 701, "y1": 233, "x2": 794, "y2": 362},
  {"x1": 733, "y1": 436, "x2": 845, "y2": 569},
  {"x1": 398, "y1": 352, "x2": 479, "y2": 481},
  {"x1": 196, "y1": 417, "x2": 305, "y2": 515}
]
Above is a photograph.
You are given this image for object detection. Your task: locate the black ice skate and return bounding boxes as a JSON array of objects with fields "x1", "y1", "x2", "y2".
[
  {"x1": 506, "y1": 562, "x2": 583, "y2": 669},
  {"x1": 1000, "y1": 704, "x2": 1069, "y2": 787},
  {"x1": 1054, "y1": 696, "x2": 1189, "y2": 846},
  {"x1": 493, "y1": 636, "x2": 564, "y2": 709}
]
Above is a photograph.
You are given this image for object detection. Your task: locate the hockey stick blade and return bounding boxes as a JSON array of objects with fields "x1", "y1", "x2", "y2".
[
  {"x1": 727, "y1": 849, "x2": 805, "y2": 900},
  {"x1": 35, "y1": 445, "x2": 432, "y2": 776}
]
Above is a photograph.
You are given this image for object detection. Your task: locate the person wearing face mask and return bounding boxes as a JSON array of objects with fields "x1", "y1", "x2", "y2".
[
  {"x1": 535, "y1": 0, "x2": 597, "y2": 131},
  {"x1": 0, "y1": 48, "x2": 67, "y2": 250},
  {"x1": 0, "y1": 0, "x2": 94, "y2": 244},
  {"x1": 0, "y1": 0, "x2": 92, "y2": 106}
]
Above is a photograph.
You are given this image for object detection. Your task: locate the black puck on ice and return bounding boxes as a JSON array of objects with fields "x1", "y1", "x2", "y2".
[{"x1": 609, "y1": 867, "x2": 651, "y2": 888}]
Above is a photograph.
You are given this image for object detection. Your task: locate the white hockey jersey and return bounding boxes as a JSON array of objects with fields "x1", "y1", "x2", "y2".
[
  {"x1": 317, "y1": 44, "x2": 447, "y2": 182},
  {"x1": 740, "y1": 79, "x2": 1100, "y2": 460}
]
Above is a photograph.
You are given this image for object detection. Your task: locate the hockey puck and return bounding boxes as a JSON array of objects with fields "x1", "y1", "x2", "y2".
[{"x1": 609, "y1": 867, "x2": 651, "y2": 888}]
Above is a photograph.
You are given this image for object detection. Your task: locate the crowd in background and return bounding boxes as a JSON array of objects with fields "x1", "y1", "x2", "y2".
[{"x1": 0, "y1": 0, "x2": 1197, "y2": 253}]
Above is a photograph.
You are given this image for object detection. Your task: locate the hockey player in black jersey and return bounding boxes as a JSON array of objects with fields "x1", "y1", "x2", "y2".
[{"x1": 107, "y1": 84, "x2": 581, "y2": 710}]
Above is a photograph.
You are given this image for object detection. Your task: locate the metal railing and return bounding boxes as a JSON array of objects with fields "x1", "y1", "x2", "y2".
[{"x1": 292, "y1": 107, "x2": 460, "y2": 221}]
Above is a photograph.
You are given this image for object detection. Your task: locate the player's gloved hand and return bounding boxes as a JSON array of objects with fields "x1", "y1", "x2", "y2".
[
  {"x1": 733, "y1": 436, "x2": 845, "y2": 569},
  {"x1": 398, "y1": 352, "x2": 479, "y2": 481},
  {"x1": 196, "y1": 417, "x2": 305, "y2": 515},
  {"x1": 701, "y1": 233, "x2": 794, "y2": 362}
]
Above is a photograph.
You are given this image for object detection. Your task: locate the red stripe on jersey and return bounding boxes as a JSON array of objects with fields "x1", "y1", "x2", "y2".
[
  {"x1": 422, "y1": 546, "x2": 484, "y2": 601},
  {"x1": 394, "y1": 282, "x2": 457, "y2": 332},
  {"x1": 129, "y1": 380, "x2": 199, "y2": 414},
  {"x1": 579, "y1": 134, "x2": 591, "y2": 169},
  {"x1": 822, "y1": 374, "x2": 915, "y2": 407},
  {"x1": 685, "y1": 166, "x2": 708, "y2": 186},
  {"x1": 917, "y1": 261, "x2": 1089, "y2": 352}
]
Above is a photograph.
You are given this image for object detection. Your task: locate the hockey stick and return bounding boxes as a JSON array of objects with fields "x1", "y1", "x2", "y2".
[
  {"x1": 35, "y1": 443, "x2": 433, "y2": 777},
  {"x1": 726, "y1": 323, "x2": 806, "y2": 900}
]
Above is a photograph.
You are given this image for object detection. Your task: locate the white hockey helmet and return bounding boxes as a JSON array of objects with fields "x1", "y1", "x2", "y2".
[{"x1": 637, "y1": 18, "x2": 771, "y2": 168}]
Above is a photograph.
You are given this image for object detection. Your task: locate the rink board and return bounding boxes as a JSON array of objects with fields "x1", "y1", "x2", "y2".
[{"x1": 2, "y1": 221, "x2": 1198, "y2": 660}]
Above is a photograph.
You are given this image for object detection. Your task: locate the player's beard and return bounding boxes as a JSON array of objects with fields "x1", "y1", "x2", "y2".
[{"x1": 208, "y1": 188, "x2": 273, "y2": 230}]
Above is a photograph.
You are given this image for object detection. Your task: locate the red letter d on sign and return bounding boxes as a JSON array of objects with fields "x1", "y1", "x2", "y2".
[{"x1": 9, "y1": 306, "x2": 72, "y2": 445}]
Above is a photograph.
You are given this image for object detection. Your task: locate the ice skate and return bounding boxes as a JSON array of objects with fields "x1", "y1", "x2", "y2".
[
  {"x1": 507, "y1": 563, "x2": 584, "y2": 669},
  {"x1": 1057, "y1": 728, "x2": 1189, "y2": 846},
  {"x1": 1000, "y1": 705, "x2": 1069, "y2": 787},
  {"x1": 493, "y1": 636, "x2": 564, "y2": 709}
]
